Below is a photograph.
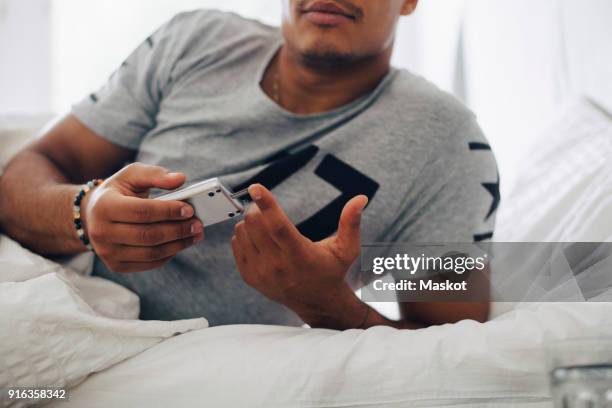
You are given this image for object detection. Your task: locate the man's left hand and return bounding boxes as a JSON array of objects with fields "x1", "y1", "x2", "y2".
[{"x1": 231, "y1": 184, "x2": 369, "y2": 329}]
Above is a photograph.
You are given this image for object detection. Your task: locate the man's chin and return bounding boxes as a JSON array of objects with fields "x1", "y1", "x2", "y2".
[{"x1": 299, "y1": 47, "x2": 356, "y2": 68}]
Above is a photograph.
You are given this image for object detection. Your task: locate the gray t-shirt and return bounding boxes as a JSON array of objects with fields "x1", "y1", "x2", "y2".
[{"x1": 73, "y1": 10, "x2": 499, "y2": 325}]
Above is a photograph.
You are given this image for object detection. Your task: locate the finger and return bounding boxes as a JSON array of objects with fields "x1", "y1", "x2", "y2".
[
  {"x1": 112, "y1": 256, "x2": 175, "y2": 273},
  {"x1": 231, "y1": 226, "x2": 260, "y2": 287},
  {"x1": 248, "y1": 184, "x2": 306, "y2": 253},
  {"x1": 119, "y1": 163, "x2": 187, "y2": 192},
  {"x1": 106, "y1": 219, "x2": 203, "y2": 246},
  {"x1": 336, "y1": 195, "x2": 368, "y2": 261},
  {"x1": 112, "y1": 235, "x2": 203, "y2": 262},
  {"x1": 106, "y1": 195, "x2": 195, "y2": 223},
  {"x1": 231, "y1": 236, "x2": 248, "y2": 274},
  {"x1": 243, "y1": 206, "x2": 280, "y2": 252},
  {"x1": 233, "y1": 221, "x2": 260, "y2": 256}
]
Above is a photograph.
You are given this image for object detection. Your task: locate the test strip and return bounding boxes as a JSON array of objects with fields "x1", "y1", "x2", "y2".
[{"x1": 231, "y1": 188, "x2": 250, "y2": 200}]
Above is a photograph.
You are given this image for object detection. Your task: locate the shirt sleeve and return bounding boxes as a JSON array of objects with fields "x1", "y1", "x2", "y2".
[
  {"x1": 71, "y1": 16, "x2": 182, "y2": 150},
  {"x1": 348, "y1": 117, "x2": 499, "y2": 289},
  {"x1": 396, "y1": 116, "x2": 499, "y2": 243}
]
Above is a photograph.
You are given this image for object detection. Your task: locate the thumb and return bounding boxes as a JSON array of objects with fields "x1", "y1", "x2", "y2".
[
  {"x1": 119, "y1": 163, "x2": 186, "y2": 192},
  {"x1": 335, "y1": 195, "x2": 368, "y2": 262}
]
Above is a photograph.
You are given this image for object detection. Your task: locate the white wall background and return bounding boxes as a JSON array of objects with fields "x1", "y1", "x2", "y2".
[
  {"x1": 461, "y1": 0, "x2": 612, "y2": 193},
  {"x1": 0, "y1": 0, "x2": 52, "y2": 114}
]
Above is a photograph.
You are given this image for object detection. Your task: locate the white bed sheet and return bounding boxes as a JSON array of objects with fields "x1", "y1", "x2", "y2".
[{"x1": 51, "y1": 303, "x2": 612, "y2": 408}]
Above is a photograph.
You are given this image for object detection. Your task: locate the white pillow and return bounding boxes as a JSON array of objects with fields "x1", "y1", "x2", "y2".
[
  {"x1": 0, "y1": 273, "x2": 208, "y2": 408},
  {"x1": 496, "y1": 97, "x2": 612, "y2": 242},
  {"x1": 490, "y1": 97, "x2": 612, "y2": 317},
  {"x1": 0, "y1": 229, "x2": 129, "y2": 318}
]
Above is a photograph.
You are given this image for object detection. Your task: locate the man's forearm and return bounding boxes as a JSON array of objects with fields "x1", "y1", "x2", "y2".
[
  {"x1": 307, "y1": 304, "x2": 425, "y2": 330},
  {"x1": 0, "y1": 150, "x2": 86, "y2": 255},
  {"x1": 297, "y1": 286, "x2": 424, "y2": 330}
]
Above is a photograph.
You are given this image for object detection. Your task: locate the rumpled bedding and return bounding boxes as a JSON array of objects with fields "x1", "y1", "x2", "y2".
[{"x1": 0, "y1": 236, "x2": 208, "y2": 408}]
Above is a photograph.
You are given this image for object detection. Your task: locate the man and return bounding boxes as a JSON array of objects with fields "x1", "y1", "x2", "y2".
[{"x1": 0, "y1": 0, "x2": 498, "y2": 328}]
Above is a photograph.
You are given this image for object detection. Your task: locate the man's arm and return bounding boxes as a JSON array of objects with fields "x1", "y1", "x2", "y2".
[
  {"x1": 0, "y1": 115, "x2": 203, "y2": 272},
  {"x1": 231, "y1": 184, "x2": 489, "y2": 330},
  {"x1": 399, "y1": 272, "x2": 490, "y2": 326},
  {"x1": 0, "y1": 115, "x2": 134, "y2": 254}
]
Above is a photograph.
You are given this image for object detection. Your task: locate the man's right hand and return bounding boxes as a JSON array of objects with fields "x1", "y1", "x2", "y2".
[{"x1": 81, "y1": 163, "x2": 204, "y2": 273}]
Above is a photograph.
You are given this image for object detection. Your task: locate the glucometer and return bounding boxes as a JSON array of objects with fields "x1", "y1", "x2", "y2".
[{"x1": 156, "y1": 178, "x2": 249, "y2": 227}]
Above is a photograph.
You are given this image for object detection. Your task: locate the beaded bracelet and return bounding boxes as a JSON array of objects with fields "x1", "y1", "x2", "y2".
[{"x1": 73, "y1": 179, "x2": 104, "y2": 251}]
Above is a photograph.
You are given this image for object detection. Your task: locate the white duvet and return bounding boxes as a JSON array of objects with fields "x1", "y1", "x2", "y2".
[
  {"x1": 2, "y1": 98, "x2": 612, "y2": 408},
  {"x1": 0, "y1": 237, "x2": 207, "y2": 408},
  {"x1": 48, "y1": 304, "x2": 612, "y2": 408}
]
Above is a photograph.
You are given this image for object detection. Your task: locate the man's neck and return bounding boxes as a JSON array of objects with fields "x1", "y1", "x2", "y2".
[{"x1": 261, "y1": 46, "x2": 392, "y2": 115}]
